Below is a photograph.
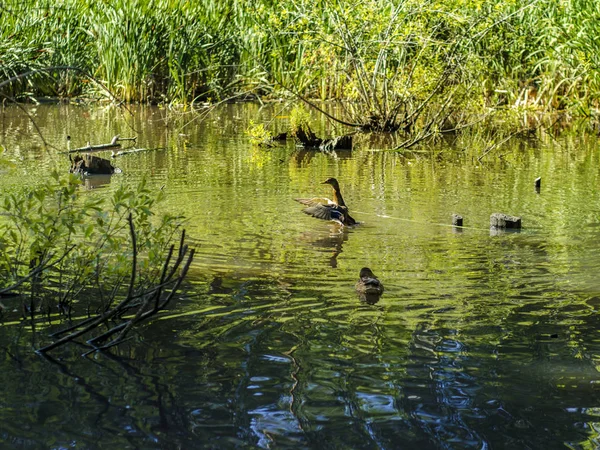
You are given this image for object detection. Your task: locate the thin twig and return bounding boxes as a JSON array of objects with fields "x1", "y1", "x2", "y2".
[{"x1": 477, "y1": 130, "x2": 527, "y2": 162}]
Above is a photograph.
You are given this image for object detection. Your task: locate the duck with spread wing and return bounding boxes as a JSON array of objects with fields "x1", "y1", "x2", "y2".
[{"x1": 294, "y1": 178, "x2": 357, "y2": 226}]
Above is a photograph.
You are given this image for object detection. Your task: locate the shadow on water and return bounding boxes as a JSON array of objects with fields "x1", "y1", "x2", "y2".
[{"x1": 2, "y1": 104, "x2": 600, "y2": 448}]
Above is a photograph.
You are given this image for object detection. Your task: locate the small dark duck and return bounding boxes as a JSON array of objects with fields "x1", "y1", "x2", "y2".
[
  {"x1": 355, "y1": 267, "x2": 384, "y2": 297},
  {"x1": 295, "y1": 178, "x2": 357, "y2": 226}
]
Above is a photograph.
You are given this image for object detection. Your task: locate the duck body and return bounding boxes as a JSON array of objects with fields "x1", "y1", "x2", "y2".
[
  {"x1": 295, "y1": 178, "x2": 357, "y2": 226},
  {"x1": 355, "y1": 267, "x2": 384, "y2": 296}
]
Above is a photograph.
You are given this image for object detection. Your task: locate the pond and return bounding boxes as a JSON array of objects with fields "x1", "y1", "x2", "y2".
[{"x1": 1, "y1": 103, "x2": 600, "y2": 449}]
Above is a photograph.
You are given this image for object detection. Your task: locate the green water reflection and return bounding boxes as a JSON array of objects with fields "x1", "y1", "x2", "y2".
[{"x1": 1, "y1": 104, "x2": 600, "y2": 448}]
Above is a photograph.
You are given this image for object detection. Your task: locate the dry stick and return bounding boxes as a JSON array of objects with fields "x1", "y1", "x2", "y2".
[
  {"x1": 154, "y1": 245, "x2": 175, "y2": 311},
  {"x1": 87, "y1": 249, "x2": 195, "y2": 352},
  {"x1": 110, "y1": 244, "x2": 178, "y2": 344},
  {"x1": 37, "y1": 217, "x2": 140, "y2": 354},
  {"x1": 96, "y1": 243, "x2": 186, "y2": 342},
  {"x1": 36, "y1": 301, "x2": 127, "y2": 354},
  {"x1": 112, "y1": 296, "x2": 154, "y2": 345},
  {"x1": 37, "y1": 261, "x2": 148, "y2": 352},
  {"x1": 49, "y1": 315, "x2": 98, "y2": 338},
  {"x1": 89, "y1": 247, "x2": 190, "y2": 347},
  {"x1": 82, "y1": 337, "x2": 135, "y2": 356},
  {"x1": 65, "y1": 135, "x2": 136, "y2": 154},
  {"x1": 38, "y1": 273, "x2": 163, "y2": 353},
  {"x1": 476, "y1": 131, "x2": 521, "y2": 162},
  {"x1": 50, "y1": 269, "x2": 180, "y2": 339}
]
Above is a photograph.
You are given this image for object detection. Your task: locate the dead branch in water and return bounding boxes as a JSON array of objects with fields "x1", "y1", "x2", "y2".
[
  {"x1": 36, "y1": 217, "x2": 194, "y2": 356},
  {"x1": 65, "y1": 135, "x2": 137, "y2": 154}
]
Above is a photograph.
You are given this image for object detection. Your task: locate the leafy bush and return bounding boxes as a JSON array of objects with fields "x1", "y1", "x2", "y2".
[{"x1": 0, "y1": 172, "x2": 182, "y2": 316}]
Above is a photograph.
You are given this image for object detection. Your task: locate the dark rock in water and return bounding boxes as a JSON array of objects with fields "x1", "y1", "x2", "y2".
[
  {"x1": 70, "y1": 154, "x2": 115, "y2": 175},
  {"x1": 490, "y1": 213, "x2": 521, "y2": 230},
  {"x1": 452, "y1": 214, "x2": 463, "y2": 227}
]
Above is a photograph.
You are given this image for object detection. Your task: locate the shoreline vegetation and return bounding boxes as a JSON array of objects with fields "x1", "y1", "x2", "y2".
[{"x1": 2, "y1": 0, "x2": 600, "y2": 136}]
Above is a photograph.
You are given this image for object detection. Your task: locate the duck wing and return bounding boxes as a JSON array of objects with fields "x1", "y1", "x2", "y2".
[
  {"x1": 294, "y1": 197, "x2": 336, "y2": 207},
  {"x1": 302, "y1": 204, "x2": 346, "y2": 224},
  {"x1": 360, "y1": 277, "x2": 384, "y2": 294}
]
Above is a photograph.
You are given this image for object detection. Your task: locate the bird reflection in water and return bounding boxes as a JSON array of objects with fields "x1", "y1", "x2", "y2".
[
  {"x1": 208, "y1": 276, "x2": 234, "y2": 294},
  {"x1": 298, "y1": 227, "x2": 349, "y2": 268}
]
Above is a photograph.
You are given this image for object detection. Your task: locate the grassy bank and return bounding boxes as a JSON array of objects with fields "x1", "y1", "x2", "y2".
[{"x1": 1, "y1": 0, "x2": 600, "y2": 129}]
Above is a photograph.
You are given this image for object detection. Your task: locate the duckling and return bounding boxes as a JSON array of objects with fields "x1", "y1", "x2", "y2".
[
  {"x1": 295, "y1": 178, "x2": 357, "y2": 226},
  {"x1": 355, "y1": 267, "x2": 384, "y2": 296}
]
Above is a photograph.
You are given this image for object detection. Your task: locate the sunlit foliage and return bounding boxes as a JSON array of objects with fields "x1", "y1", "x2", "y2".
[
  {"x1": 1, "y1": 0, "x2": 600, "y2": 123},
  {"x1": 0, "y1": 172, "x2": 182, "y2": 315}
]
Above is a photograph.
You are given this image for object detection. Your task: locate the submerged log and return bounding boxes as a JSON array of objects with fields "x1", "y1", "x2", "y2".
[
  {"x1": 490, "y1": 213, "x2": 521, "y2": 230},
  {"x1": 70, "y1": 154, "x2": 115, "y2": 175},
  {"x1": 321, "y1": 135, "x2": 353, "y2": 151},
  {"x1": 293, "y1": 125, "x2": 322, "y2": 148},
  {"x1": 273, "y1": 132, "x2": 288, "y2": 141},
  {"x1": 293, "y1": 124, "x2": 352, "y2": 150}
]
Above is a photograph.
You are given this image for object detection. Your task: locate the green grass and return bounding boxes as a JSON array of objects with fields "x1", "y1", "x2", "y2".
[{"x1": 1, "y1": 0, "x2": 600, "y2": 128}]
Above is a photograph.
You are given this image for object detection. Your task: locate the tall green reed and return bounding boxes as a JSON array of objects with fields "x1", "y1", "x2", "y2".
[{"x1": 1, "y1": 0, "x2": 600, "y2": 129}]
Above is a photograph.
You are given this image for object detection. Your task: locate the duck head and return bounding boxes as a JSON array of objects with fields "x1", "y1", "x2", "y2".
[
  {"x1": 322, "y1": 178, "x2": 340, "y2": 189},
  {"x1": 359, "y1": 267, "x2": 376, "y2": 279}
]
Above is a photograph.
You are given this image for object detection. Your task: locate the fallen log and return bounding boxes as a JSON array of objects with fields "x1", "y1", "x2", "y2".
[
  {"x1": 321, "y1": 135, "x2": 353, "y2": 151},
  {"x1": 293, "y1": 124, "x2": 353, "y2": 151},
  {"x1": 293, "y1": 125, "x2": 322, "y2": 148},
  {"x1": 66, "y1": 134, "x2": 136, "y2": 153}
]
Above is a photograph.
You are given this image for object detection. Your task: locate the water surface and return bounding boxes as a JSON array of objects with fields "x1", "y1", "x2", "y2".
[{"x1": 1, "y1": 104, "x2": 600, "y2": 449}]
